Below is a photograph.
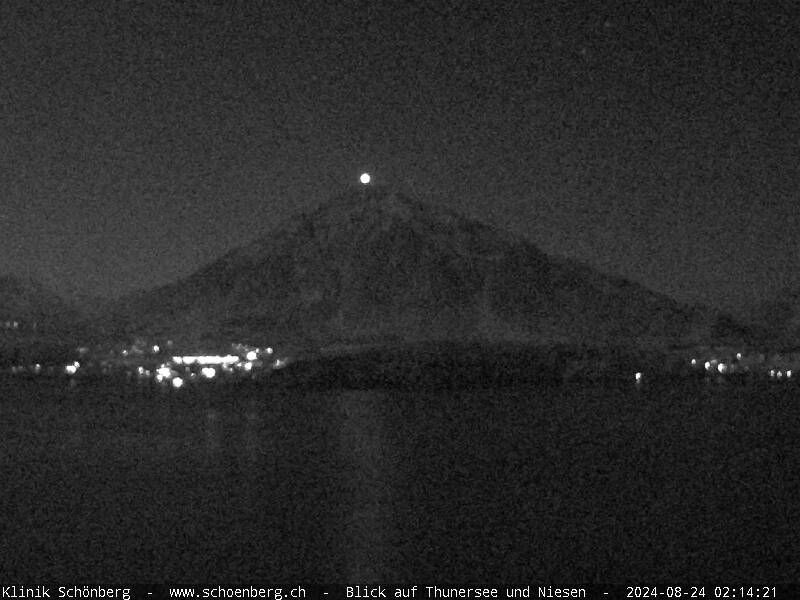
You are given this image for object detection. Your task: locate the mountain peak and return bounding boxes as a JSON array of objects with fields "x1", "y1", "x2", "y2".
[
  {"x1": 294, "y1": 185, "x2": 466, "y2": 232},
  {"x1": 231, "y1": 186, "x2": 515, "y2": 265}
]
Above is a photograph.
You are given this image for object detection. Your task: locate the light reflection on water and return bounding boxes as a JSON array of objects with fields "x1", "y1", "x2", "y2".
[
  {"x1": 333, "y1": 391, "x2": 395, "y2": 581},
  {"x1": 205, "y1": 407, "x2": 222, "y2": 455},
  {"x1": 0, "y1": 378, "x2": 797, "y2": 582},
  {"x1": 242, "y1": 407, "x2": 262, "y2": 464}
]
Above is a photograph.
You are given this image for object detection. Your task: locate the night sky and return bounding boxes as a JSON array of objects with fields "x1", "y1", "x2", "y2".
[{"x1": 2, "y1": 1, "x2": 798, "y2": 316}]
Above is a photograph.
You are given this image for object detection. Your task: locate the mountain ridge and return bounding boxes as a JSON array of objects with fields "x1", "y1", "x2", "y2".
[
  {"x1": 744, "y1": 285, "x2": 800, "y2": 347},
  {"x1": 104, "y1": 186, "x2": 719, "y2": 350},
  {"x1": 0, "y1": 273, "x2": 94, "y2": 363}
]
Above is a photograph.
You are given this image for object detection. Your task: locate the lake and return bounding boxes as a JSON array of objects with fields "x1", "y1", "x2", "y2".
[{"x1": 1, "y1": 376, "x2": 798, "y2": 582}]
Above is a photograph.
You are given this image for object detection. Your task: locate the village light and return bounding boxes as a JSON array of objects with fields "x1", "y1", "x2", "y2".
[
  {"x1": 360, "y1": 172, "x2": 371, "y2": 184},
  {"x1": 172, "y1": 377, "x2": 184, "y2": 389},
  {"x1": 246, "y1": 350, "x2": 258, "y2": 361},
  {"x1": 177, "y1": 355, "x2": 240, "y2": 366}
]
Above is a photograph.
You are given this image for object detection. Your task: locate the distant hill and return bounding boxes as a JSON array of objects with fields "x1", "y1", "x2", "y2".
[
  {"x1": 744, "y1": 286, "x2": 800, "y2": 347},
  {"x1": 105, "y1": 186, "x2": 716, "y2": 351},
  {"x1": 0, "y1": 273, "x2": 91, "y2": 363},
  {"x1": 0, "y1": 274, "x2": 84, "y2": 331}
]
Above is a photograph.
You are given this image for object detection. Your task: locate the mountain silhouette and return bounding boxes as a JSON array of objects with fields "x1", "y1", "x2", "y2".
[
  {"x1": 0, "y1": 273, "x2": 90, "y2": 364},
  {"x1": 108, "y1": 186, "x2": 712, "y2": 350},
  {"x1": 0, "y1": 273, "x2": 85, "y2": 332},
  {"x1": 745, "y1": 286, "x2": 800, "y2": 347}
]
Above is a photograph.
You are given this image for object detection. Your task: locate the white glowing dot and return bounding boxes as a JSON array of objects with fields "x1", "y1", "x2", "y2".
[
  {"x1": 172, "y1": 377, "x2": 184, "y2": 389},
  {"x1": 153, "y1": 345, "x2": 160, "y2": 353},
  {"x1": 201, "y1": 367, "x2": 216, "y2": 379},
  {"x1": 246, "y1": 350, "x2": 258, "y2": 361},
  {"x1": 634, "y1": 372, "x2": 642, "y2": 382},
  {"x1": 690, "y1": 358, "x2": 697, "y2": 366},
  {"x1": 360, "y1": 172, "x2": 371, "y2": 184}
]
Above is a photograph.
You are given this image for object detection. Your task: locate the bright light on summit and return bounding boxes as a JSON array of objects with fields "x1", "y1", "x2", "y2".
[{"x1": 359, "y1": 172, "x2": 371, "y2": 184}]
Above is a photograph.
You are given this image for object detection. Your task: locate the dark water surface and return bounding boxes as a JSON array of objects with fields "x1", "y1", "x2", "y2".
[{"x1": 1, "y1": 377, "x2": 798, "y2": 582}]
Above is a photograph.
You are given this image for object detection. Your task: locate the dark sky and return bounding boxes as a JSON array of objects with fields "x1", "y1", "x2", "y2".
[{"x1": 1, "y1": 1, "x2": 798, "y2": 316}]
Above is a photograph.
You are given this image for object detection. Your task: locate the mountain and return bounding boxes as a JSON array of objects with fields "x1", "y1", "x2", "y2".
[
  {"x1": 0, "y1": 273, "x2": 83, "y2": 330},
  {"x1": 745, "y1": 286, "x2": 800, "y2": 347},
  {"x1": 107, "y1": 186, "x2": 714, "y2": 350},
  {"x1": 0, "y1": 273, "x2": 91, "y2": 363}
]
